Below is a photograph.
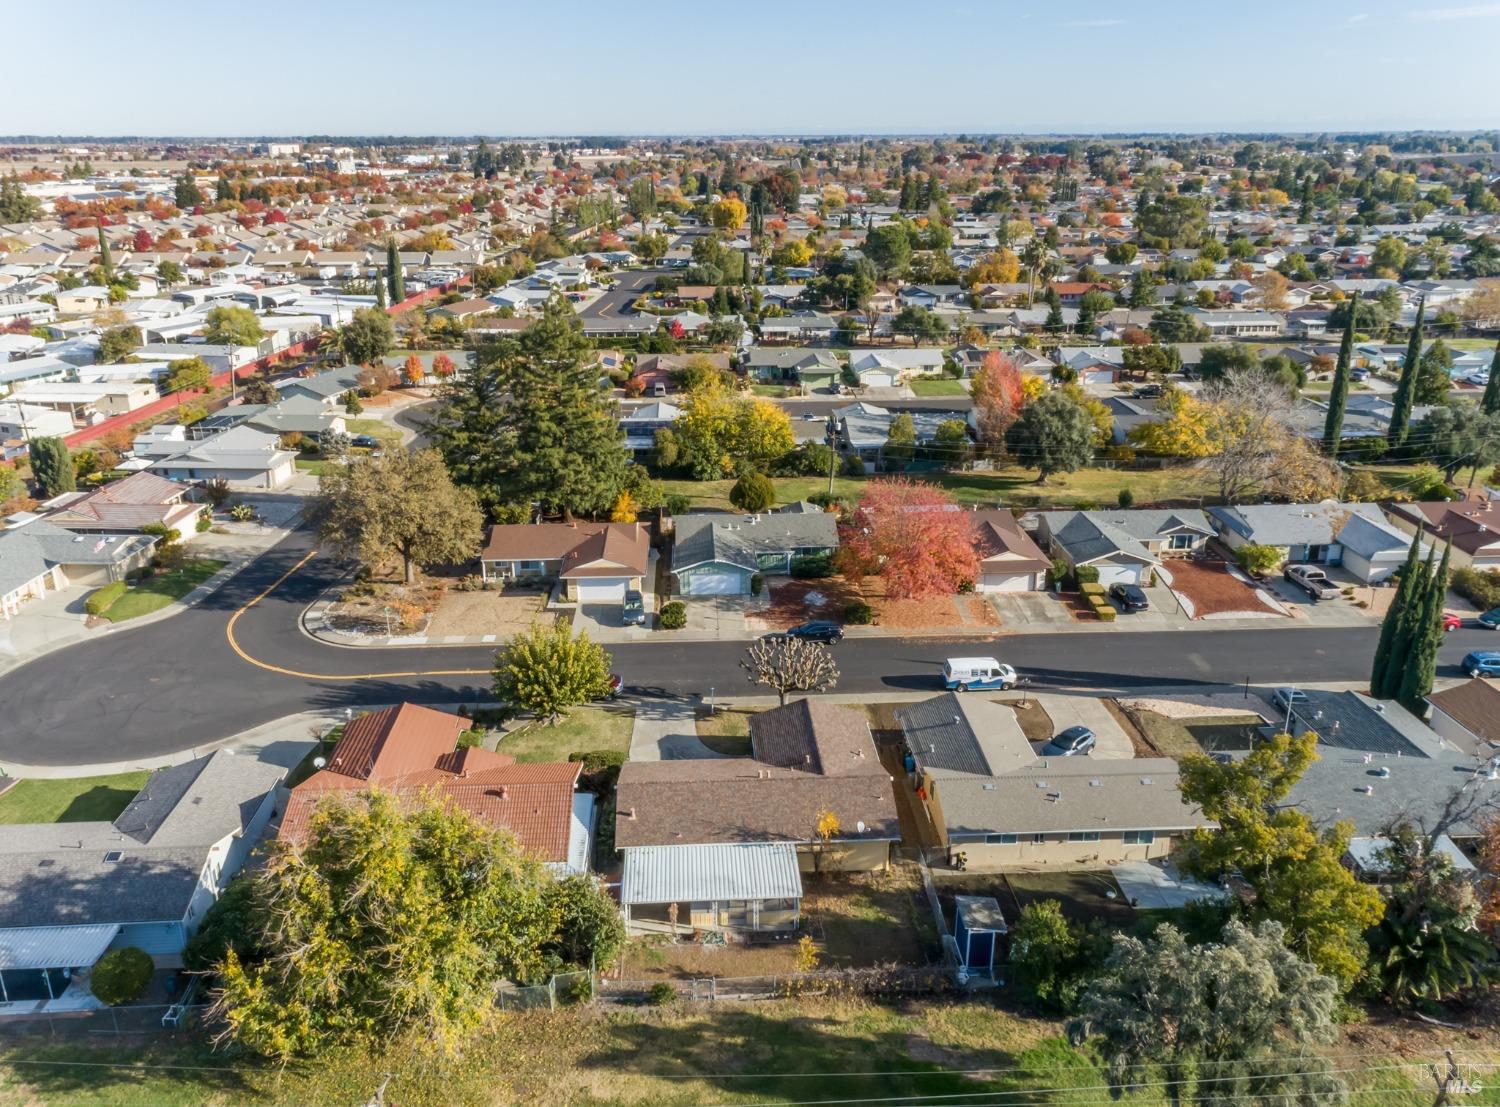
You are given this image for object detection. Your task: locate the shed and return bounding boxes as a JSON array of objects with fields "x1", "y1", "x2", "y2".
[{"x1": 953, "y1": 895, "x2": 1006, "y2": 979}]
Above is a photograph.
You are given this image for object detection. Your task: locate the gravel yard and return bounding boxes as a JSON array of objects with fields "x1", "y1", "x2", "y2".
[
  {"x1": 1162, "y1": 557, "x2": 1287, "y2": 620},
  {"x1": 425, "y1": 587, "x2": 547, "y2": 638}
]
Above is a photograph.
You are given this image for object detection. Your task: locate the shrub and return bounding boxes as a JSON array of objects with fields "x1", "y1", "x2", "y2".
[
  {"x1": 1103, "y1": 444, "x2": 1137, "y2": 465},
  {"x1": 195, "y1": 511, "x2": 212, "y2": 533},
  {"x1": 646, "y1": 981, "x2": 677, "y2": 1006},
  {"x1": 750, "y1": 572, "x2": 764, "y2": 595},
  {"x1": 842, "y1": 453, "x2": 866, "y2": 477},
  {"x1": 1095, "y1": 604, "x2": 1117, "y2": 622},
  {"x1": 90, "y1": 947, "x2": 153, "y2": 1005},
  {"x1": 790, "y1": 553, "x2": 833, "y2": 578},
  {"x1": 1453, "y1": 566, "x2": 1500, "y2": 611},
  {"x1": 807, "y1": 491, "x2": 843, "y2": 511},
  {"x1": 1081, "y1": 582, "x2": 1105, "y2": 598},
  {"x1": 1234, "y1": 543, "x2": 1284, "y2": 577},
  {"x1": 1074, "y1": 564, "x2": 1100, "y2": 585},
  {"x1": 658, "y1": 600, "x2": 687, "y2": 629},
  {"x1": 85, "y1": 581, "x2": 126, "y2": 617},
  {"x1": 662, "y1": 493, "x2": 692, "y2": 516},
  {"x1": 1073, "y1": 499, "x2": 1100, "y2": 511},
  {"x1": 844, "y1": 601, "x2": 874, "y2": 624},
  {"x1": 729, "y1": 470, "x2": 776, "y2": 513},
  {"x1": 1117, "y1": 487, "x2": 1134, "y2": 509},
  {"x1": 1046, "y1": 556, "x2": 1071, "y2": 590},
  {"x1": 569, "y1": 747, "x2": 627, "y2": 777},
  {"x1": 229, "y1": 502, "x2": 255, "y2": 522}
]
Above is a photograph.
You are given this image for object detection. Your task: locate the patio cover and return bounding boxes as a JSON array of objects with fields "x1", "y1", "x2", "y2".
[
  {"x1": 622, "y1": 842, "x2": 803, "y2": 905},
  {"x1": 0, "y1": 924, "x2": 120, "y2": 971}
]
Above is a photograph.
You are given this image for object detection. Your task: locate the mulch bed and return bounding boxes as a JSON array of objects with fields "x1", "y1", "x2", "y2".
[
  {"x1": 1165, "y1": 557, "x2": 1278, "y2": 619},
  {"x1": 766, "y1": 578, "x2": 861, "y2": 628}
]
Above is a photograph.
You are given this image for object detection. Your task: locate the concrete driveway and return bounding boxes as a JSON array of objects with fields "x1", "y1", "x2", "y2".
[
  {"x1": 1032, "y1": 693, "x2": 1133, "y2": 759},
  {"x1": 627, "y1": 699, "x2": 724, "y2": 761}
]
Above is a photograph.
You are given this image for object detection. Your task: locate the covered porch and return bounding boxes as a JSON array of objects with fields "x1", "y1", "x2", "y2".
[
  {"x1": 0, "y1": 924, "x2": 118, "y2": 1009},
  {"x1": 621, "y1": 842, "x2": 804, "y2": 937}
]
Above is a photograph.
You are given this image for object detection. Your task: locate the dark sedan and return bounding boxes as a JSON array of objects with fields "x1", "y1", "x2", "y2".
[
  {"x1": 1109, "y1": 583, "x2": 1150, "y2": 612},
  {"x1": 1042, "y1": 726, "x2": 1096, "y2": 757},
  {"x1": 770, "y1": 620, "x2": 844, "y2": 644}
]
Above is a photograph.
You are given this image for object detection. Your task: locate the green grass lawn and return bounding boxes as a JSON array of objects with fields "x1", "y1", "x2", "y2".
[
  {"x1": 342, "y1": 417, "x2": 402, "y2": 446},
  {"x1": 497, "y1": 705, "x2": 633, "y2": 763},
  {"x1": 295, "y1": 458, "x2": 327, "y2": 474},
  {"x1": 909, "y1": 377, "x2": 969, "y2": 396},
  {"x1": 695, "y1": 707, "x2": 754, "y2": 755},
  {"x1": 101, "y1": 559, "x2": 227, "y2": 623},
  {"x1": 0, "y1": 772, "x2": 150, "y2": 824}
]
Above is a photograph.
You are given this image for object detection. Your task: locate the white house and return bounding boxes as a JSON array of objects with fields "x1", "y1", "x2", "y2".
[{"x1": 147, "y1": 425, "x2": 296, "y2": 490}]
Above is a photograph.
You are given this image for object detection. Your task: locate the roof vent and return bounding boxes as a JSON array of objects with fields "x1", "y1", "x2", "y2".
[
  {"x1": 1139, "y1": 778, "x2": 1153, "y2": 786},
  {"x1": 1089, "y1": 779, "x2": 1102, "y2": 787},
  {"x1": 1034, "y1": 780, "x2": 1049, "y2": 789},
  {"x1": 982, "y1": 783, "x2": 996, "y2": 791}
]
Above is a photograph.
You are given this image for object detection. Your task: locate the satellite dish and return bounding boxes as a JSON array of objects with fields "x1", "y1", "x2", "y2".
[{"x1": 313, "y1": 757, "x2": 326, "y2": 769}]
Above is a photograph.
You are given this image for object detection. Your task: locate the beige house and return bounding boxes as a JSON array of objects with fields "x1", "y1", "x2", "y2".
[
  {"x1": 897, "y1": 693, "x2": 1212, "y2": 870},
  {"x1": 478, "y1": 521, "x2": 648, "y2": 604}
]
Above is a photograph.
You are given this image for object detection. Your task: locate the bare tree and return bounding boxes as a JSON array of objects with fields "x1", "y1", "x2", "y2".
[
  {"x1": 1201, "y1": 366, "x2": 1298, "y2": 504},
  {"x1": 740, "y1": 636, "x2": 839, "y2": 706}
]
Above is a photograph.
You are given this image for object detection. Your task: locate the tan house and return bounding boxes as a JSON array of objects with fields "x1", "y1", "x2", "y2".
[
  {"x1": 478, "y1": 521, "x2": 649, "y2": 604},
  {"x1": 973, "y1": 508, "x2": 1051, "y2": 592},
  {"x1": 1384, "y1": 498, "x2": 1500, "y2": 571},
  {"x1": 897, "y1": 693, "x2": 1212, "y2": 870},
  {"x1": 1424, "y1": 679, "x2": 1500, "y2": 758}
]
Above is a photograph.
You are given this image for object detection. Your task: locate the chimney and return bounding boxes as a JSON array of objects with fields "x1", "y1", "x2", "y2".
[
  {"x1": 498, "y1": 785, "x2": 508, "y2": 800},
  {"x1": 625, "y1": 806, "x2": 636, "y2": 819}
]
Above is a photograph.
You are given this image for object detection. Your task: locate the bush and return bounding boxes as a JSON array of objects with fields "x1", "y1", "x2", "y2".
[
  {"x1": 729, "y1": 470, "x2": 776, "y2": 513},
  {"x1": 195, "y1": 511, "x2": 212, "y2": 533},
  {"x1": 229, "y1": 503, "x2": 255, "y2": 522},
  {"x1": 85, "y1": 580, "x2": 126, "y2": 617},
  {"x1": 1095, "y1": 604, "x2": 1117, "y2": 622},
  {"x1": 1452, "y1": 566, "x2": 1500, "y2": 611},
  {"x1": 569, "y1": 747, "x2": 627, "y2": 777},
  {"x1": 1074, "y1": 564, "x2": 1100, "y2": 585},
  {"x1": 1080, "y1": 582, "x2": 1105, "y2": 598},
  {"x1": 1117, "y1": 487, "x2": 1134, "y2": 509},
  {"x1": 90, "y1": 947, "x2": 153, "y2": 1005},
  {"x1": 1234, "y1": 543, "x2": 1284, "y2": 577},
  {"x1": 658, "y1": 600, "x2": 687, "y2": 629},
  {"x1": 842, "y1": 453, "x2": 866, "y2": 477},
  {"x1": 646, "y1": 981, "x2": 677, "y2": 1006},
  {"x1": 844, "y1": 601, "x2": 874, "y2": 625},
  {"x1": 1046, "y1": 556, "x2": 1071, "y2": 590},
  {"x1": 750, "y1": 572, "x2": 764, "y2": 595},
  {"x1": 790, "y1": 553, "x2": 833, "y2": 578},
  {"x1": 662, "y1": 493, "x2": 692, "y2": 516},
  {"x1": 807, "y1": 491, "x2": 843, "y2": 511}
]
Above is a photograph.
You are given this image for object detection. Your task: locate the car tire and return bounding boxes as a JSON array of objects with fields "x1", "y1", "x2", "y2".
[
  {"x1": 957, "y1": 683, "x2": 969, "y2": 693},
  {"x1": 1471, "y1": 669, "x2": 1483, "y2": 679}
]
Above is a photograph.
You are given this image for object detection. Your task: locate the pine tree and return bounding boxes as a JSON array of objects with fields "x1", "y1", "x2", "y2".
[
  {"x1": 1298, "y1": 176, "x2": 1315, "y2": 224},
  {"x1": 1370, "y1": 532, "x2": 1423, "y2": 698},
  {"x1": 28, "y1": 436, "x2": 76, "y2": 497},
  {"x1": 97, "y1": 226, "x2": 113, "y2": 284},
  {"x1": 1323, "y1": 298, "x2": 1357, "y2": 454},
  {"x1": 1483, "y1": 334, "x2": 1500, "y2": 416},
  {"x1": 1387, "y1": 297, "x2": 1424, "y2": 450},
  {"x1": 1399, "y1": 543, "x2": 1450, "y2": 709},
  {"x1": 386, "y1": 239, "x2": 404, "y2": 305},
  {"x1": 1044, "y1": 288, "x2": 1065, "y2": 332}
]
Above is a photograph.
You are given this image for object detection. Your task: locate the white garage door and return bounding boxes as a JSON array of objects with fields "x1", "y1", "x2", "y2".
[
  {"x1": 860, "y1": 371, "x2": 896, "y2": 388},
  {"x1": 981, "y1": 573, "x2": 1036, "y2": 592},
  {"x1": 576, "y1": 580, "x2": 627, "y2": 603},
  {"x1": 1093, "y1": 564, "x2": 1139, "y2": 586},
  {"x1": 684, "y1": 570, "x2": 742, "y2": 596}
]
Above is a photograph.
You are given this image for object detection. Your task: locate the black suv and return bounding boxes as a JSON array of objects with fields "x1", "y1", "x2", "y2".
[
  {"x1": 777, "y1": 620, "x2": 844, "y2": 643},
  {"x1": 1109, "y1": 583, "x2": 1150, "y2": 612}
]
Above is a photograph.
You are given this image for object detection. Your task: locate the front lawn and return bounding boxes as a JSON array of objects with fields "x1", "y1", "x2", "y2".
[
  {"x1": 695, "y1": 707, "x2": 754, "y2": 755},
  {"x1": 343, "y1": 417, "x2": 402, "y2": 446},
  {"x1": 909, "y1": 377, "x2": 968, "y2": 397},
  {"x1": 295, "y1": 458, "x2": 327, "y2": 474},
  {"x1": 99, "y1": 559, "x2": 227, "y2": 622},
  {"x1": 0, "y1": 772, "x2": 150, "y2": 824},
  {"x1": 497, "y1": 705, "x2": 633, "y2": 763}
]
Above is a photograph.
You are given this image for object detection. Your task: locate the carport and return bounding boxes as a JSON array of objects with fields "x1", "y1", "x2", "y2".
[{"x1": 0, "y1": 924, "x2": 118, "y2": 1002}]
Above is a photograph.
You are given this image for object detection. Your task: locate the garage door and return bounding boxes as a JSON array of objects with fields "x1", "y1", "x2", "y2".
[
  {"x1": 576, "y1": 580, "x2": 626, "y2": 603},
  {"x1": 981, "y1": 573, "x2": 1036, "y2": 592},
  {"x1": 860, "y1": 371, "x2": 896, "y2": 388},
  {"x1": 683, "y1": 570, "x2": 743, "y2": 596},
  {"x1": 1093, "y1": 564, "x2": 1139, "y2": 586}
]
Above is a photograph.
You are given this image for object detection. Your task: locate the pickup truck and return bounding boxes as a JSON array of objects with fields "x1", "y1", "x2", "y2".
[{"x1": 1283, "y1": 563, "x2": 1341, "y2": 601}]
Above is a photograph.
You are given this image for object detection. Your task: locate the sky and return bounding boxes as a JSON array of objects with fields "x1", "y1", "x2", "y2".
[{"x1": 5, "y1": 0, "x2": 1500, "y2": 137}]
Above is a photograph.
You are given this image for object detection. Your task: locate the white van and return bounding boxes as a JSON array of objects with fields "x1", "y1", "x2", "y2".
[{"x1": 942, "y1": 657, "x2": 1017, "y2": 692}]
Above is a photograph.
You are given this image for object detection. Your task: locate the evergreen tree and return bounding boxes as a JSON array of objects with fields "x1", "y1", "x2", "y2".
[
  {"x1": 1298, "y1": 175, "x2": 1315, "y2": 224},
  {"x1": 1483, "y1": 335, "x2": 1500, "y2": 416},
  {"x1": 1384, "y1": 544, "x2": 1439, "y2": 699},
  {"x1": 215, "y1": 175, "x2": 234, "y2": 203},
  {"x1": 385, "y1": 239, "x2": 404, "y2": 305},
  {"x1": 1387, "y1": 296, "x2": 1424, "y2": 450},
  {"x1": 28, "y1": 436, "x2": 76, "y2": 497},
  {"x1": 1398, "y1": 543, "x2": 1450, "y2": 710},
  {"x1": 1044, "y1": 287, "x2": 1065, "y2": 332},
  {"x1": 1322, "y1": 298, "x2": 1357, "y2": 454},
  {"x1": 1370, "y1": 532, "x2": 1424, "y2": 698},
  {"x1": 374, "y1": 272, "x2": 387, "y2": 310},
  {"x1": 97, "y1": 227, "x2": 113, "y2": 284}
]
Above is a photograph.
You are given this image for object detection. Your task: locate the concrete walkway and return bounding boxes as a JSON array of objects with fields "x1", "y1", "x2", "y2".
[{"x1": 627, "y1": 698, "x2": 724, "y2": 761}]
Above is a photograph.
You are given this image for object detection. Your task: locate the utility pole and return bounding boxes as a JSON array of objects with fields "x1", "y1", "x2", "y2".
[{"x1": 825, "y1": 413, "x2": 838, "y2": 497}]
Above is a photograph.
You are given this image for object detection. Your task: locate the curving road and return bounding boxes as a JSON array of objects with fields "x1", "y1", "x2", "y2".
[{"x1": 0, "y1": 527, "x2": 1493, "y2": 766}]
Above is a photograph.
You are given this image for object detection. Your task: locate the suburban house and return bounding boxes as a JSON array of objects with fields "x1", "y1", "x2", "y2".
[
  {"x1": 618, "y1": 401, "x2": 681, "y2": 456},
  {"x1": 848, "y1": 348, "x2": 945, "y2": 387},
  {"x1": 670, "y1": 506, "x2": 838, "y2": 595},
  {"x1": 1384, "y1": 498, "x2": 1500, "y2": 570},
  {"x1": 835, "y1": 402, "x2": 966, "y2": 468},
  {"x1": 1035, "y1": 508, "x2": 1215, "y2": 586},
  {"x1": 0, "y1": 750, "x2": 286, "y2": 1001},
  {"x1": 144, "y1": 425, "x2": 296, "y2": 490},
  {"x1": 896, "y1": 693, "x2": 1210, "y2": 870},
  {"x1": 39, "y1": 472, "x2": 203, "y2": 539},
  {"x1": 1424, "y1": 679, "x2": 1500, "y2": 758},
  {"x1": 741, "y1": 347, "x2": 841, "y2": 391},
  {"x1": 1208, "y1": 502, "x2": 1421, "y2": 582},
  {"x1": 0, "y1": 520, "x2": 155, "y2": 619},
  {"x1": 972, "y1": 508, "x2": 1051, "y2": 592},
  {"x1": 614, "y1": 699, "x2": 899, "y2": 936},
  {"x1": 478, "y1": 521, "x2": 649, "y2": 604},
  {"x1": 276, "y1": 366, "x2": 365, "y2": 409},
  {"x1": 279, "y1": 703, "x2": 594, "y2": 876}
]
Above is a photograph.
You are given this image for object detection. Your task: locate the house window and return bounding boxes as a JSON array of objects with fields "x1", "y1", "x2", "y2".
[
  {"x1": 1123, "y1": 830, "x2": 1156, "y2": 846},
  {"x1": 984, "y1": 833, "x2": 1018, "y2": 845},
  {"x1": 1068, "y1": 831, "x2": 1101, "y2": 843},
  {"x1": 1032, "y1": 833, "x2": 1047, "y2": 845},
  {"x1": 516, "y1": 560, "x2": 545, "y2": 573},
  {"x1": 1169, "y1": 534, "x2": 1195, "y2": 550}
]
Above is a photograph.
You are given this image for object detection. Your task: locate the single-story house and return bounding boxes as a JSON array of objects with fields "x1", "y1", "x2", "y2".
[
  {"x1": 0, "y1": 520, "x2": 155, "y2": 618},
  {"x1": 478, "y1": 521, "x2": 649, "y2": 604},
  {"x1": 897, "y1": 693, "x2": 1211, "y2": 870},
  {"x1": 1424, "y1": 679, "x2": 1500, "y2": 758},
  {"x1": 848, "y1": 348, "x2": 945, "y2": 387},
  {"x1": 280, "y1": 703, "x2": 594, "y2": 876},
  {"x1": 615, "y1": 699, "x2": 899, "y2": 935},
  {"x1": 146, "y1": 425, "x2": 296, "y2": 490},
  {"x1": 741, "y1": 347, "x2": 841, "y2": 391},
  {"x1": 671, "y1": 506, "x2": 838, "y2": 595},
  {"x1": 0, "y1": 749, "x2": 286, "y2": 997},
  {"x1": 1208, "y1": 501, "x2": 1418, "y2": 581},
  {"x1": 972, "y1": 508, "x2": 1051, "y2": 592},
  {"x1": 619, "y1": 401, "x2": 681, "y2": 455},
  {"x1": 1384, "y1": 498, "x2": 1500, "y2": 571},
  {"x1": 276, "y1": 366, "x2": 365, "y2": 409},
  {"x1": 1035, "y1": 508, "x2": 1214, "y2": 586},
  {"x1": 835, "y1": 401, "x2": 966, "y2": 466},
  {"x1": 40, "y1": 472, "x2": 203, "y2": 540}
]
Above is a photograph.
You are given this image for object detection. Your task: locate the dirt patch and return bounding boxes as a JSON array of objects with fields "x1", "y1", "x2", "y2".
[
  {"x1": 859, "y1": 577, "x2": 963, "y2": 631},
  {"x1": 995, "y1": 697, "x2": 1053, "y2": 743},
  {"x1": 766, "y1": 577, "x2": 860, "y2": 628},
  {"x1": 1166, "y1": 557, "x2": 1285, "y2": 619},
  {"x1": 617, "y1": 934, "x2": 799, "y2": 980},
  {"x1": 325, "y1": 578, "x2": 444, "y2": 634},
  {"x1": 804, "y1": 866, "x2": 936, "y2": 967},
  {"x1": 1100, "y1": 698, "x2": 1148, "y2": 755},
  {"x1": 957, "y1": 594, "x2": 1000, "y2": 628},
  {"x1": 425, "y1": 587, "x2": 547, "y2": 638}
]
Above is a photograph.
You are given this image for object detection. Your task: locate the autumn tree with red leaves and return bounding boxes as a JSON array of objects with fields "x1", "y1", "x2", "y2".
[
  {"x1": 971, "y1": 350, "x2": 1026, "y2": 460},
  {"x1": 132, "y1": 229, "x2": 153, "y2": 252},
  {"x1": 431, "y1": 353, "x2": 456, "y2": 379},
  {"x1": 836, "y1": 478, "x2": 979, "y2": 600}
]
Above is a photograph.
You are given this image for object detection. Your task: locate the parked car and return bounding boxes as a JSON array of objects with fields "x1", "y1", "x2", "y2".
[
  {"x1": 1283, "y1": 564, "x2": 1341, "y2": 601},
  {"x1": 779, "y1": 620, "x2": 844, "y2": 643},
  {"x1": 1109, "y1": 583, "x2": 1150, "y2": 612},
  {"x1": 942, "y1": 656, "x2": 1017, "y2": 692},
  {"x1": 652, "y1": 381, "x2": 667, "y2": 397},
  {"x1": 1271, "y1": 687, "x2": 1308, "y2": 713},
  {"x1": 1479, "y1": 607, "x2": 1500, "y2": 630},
  {"x1": 1043, "y1": 725, "x2": 1095, "y2": 757},
  {"x1": 1462, "y1": 651, "x2": 1500, "y2": 678},
  {"x1": 1442, "y1": 612, "x2": 1463, "y2": 632},
  {"x1": 350, "y1": 434, "x2": 381, "y2": 449},
  {"x1": 1133, "y1": 384, "x2": 1164, "y2": 399},
  {"x1": 622, "y1": 590, "x2": 645, "y2": 626}
]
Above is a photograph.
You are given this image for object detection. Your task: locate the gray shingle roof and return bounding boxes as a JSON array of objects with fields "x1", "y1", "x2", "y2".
[
  {"x1": 0, "y1": 521, "x2": 154, "y2": 596},
  {"x1": 1040, "y1": 508, "x2": 1213, "y2": 565},
  {"x1": 896, "y1": 693, "x2": 1035, "y2": 777},
  {"x1": 672, "y1": 509, "x2": 837, "y2": 572}
]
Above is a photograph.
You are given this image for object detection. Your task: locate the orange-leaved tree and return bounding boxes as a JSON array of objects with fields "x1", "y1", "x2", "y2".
[
  {"x1": 971, "y1": 350, "x2": 1026, "y2": 462},
  {"x1": 837, "y1": 478, "x2": 979, "y2": 600}
]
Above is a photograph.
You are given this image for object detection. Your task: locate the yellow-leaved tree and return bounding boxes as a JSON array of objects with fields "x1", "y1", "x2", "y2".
[{"x1": 1128, "y1": 386, "x2": 1218, "y2": 458}]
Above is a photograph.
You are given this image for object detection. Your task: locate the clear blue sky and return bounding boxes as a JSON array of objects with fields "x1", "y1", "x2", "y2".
[{"x1": 7, "y1": 0, "x2": 1500, "y2": 136}]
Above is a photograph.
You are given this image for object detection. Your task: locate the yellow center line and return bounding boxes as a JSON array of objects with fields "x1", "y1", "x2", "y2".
[{"x1": 224, "y1": 549, "x2": 492, "y2": 681}]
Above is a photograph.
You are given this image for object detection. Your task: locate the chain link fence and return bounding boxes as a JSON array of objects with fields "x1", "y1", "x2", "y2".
[
  {"x1": 596, "y1": 965, "x2": 953, "y2": 1005},
  {"x1": 0, "y1": 1002, "x2": 212, "y2": 1040}
]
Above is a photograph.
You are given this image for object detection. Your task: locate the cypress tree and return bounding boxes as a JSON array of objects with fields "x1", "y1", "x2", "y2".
[
  {"x1": 28, "y1": 436, "x2": 76, "y2": 498},
  {"x1": 1370, "y1": 531, "x2": 1423, "y2": 698},
  {"x1": 97, "y1": 226, "x2": 113, "y2": 284},
  {"x1": 1384, "y1": 542, "x2": 1439, "y2": 699},
  {"x1": 1398, "y1": 542, "x2": 1451, "y2": 709},
  {"x1": 375, "y1": 271, "x2": 387, "y2": 310},
  {"x1": 1298, "y1": 176, "x2": 1315, "y2": 224},
  {"x1": 386, "y1": 239, "x2": 404, "y2": 305},
  {"x1": 1387, "y1": 297, "x2": 1424, "y2": 450},
  {"x1": 1044, "y1": 288, "x2": 1065, "y2": 332},
  {"x1": 1483, "y1": 334, "x2": 1500, "y2": 416},
  {"x1": 1323, "y1": 298, "x2": 1357, "y2": 455}
]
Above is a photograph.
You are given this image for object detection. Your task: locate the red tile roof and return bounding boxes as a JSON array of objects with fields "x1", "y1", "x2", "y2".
[{"x1": 324, "y1": 703, "x2": 469, "y2": 782}]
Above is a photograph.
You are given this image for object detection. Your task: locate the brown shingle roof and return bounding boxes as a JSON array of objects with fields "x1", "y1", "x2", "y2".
[
  {"x1": 1387, "y1": 499, "x2": 1500, "y2": 556},
  {"x1": 1426, "y1": 679, "x2": 1500, "y2": 751},
  {"x1": 972, "y1": 509, "x2": 1051, "y2": 575},
  {"x1": 749, "y1": 700, "x2": 878, "y2": 776},
  {"x1": 479, "y1": 522, "x2": 648, "y2": 579}
]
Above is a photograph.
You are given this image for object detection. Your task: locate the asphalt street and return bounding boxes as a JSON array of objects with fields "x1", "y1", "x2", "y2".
[
  {"x1": 0, "y1": 527, "x2": 1494, "y2": 766},
  {"x1": 580, "y1": 268, "x2": 659, "y2": 320}
]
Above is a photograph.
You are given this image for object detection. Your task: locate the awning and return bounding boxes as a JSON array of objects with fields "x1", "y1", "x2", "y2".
[
  {"x1": 0, "y1": 925, "x2": 120, "y2": 971},
  {"x1": 622, "y1": 842, "x2": 803, "y2": 905}
]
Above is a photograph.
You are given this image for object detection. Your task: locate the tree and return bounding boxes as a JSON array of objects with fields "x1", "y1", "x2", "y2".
[
  {"x1": 315, "y1": 448, "x2": 482, "y2": 584},
  {"x1": 430, "y1": 297, "x2": 627, "y2": 519},
  {"x1": 1128, "y1": 385, "x2": 1216, "y2": 457},
  {"x1": 862, "y1": 222, "x2": 912, "y2": 276},
  {"x1": 1148, "y1": 304, "x2": 1208, "y2": 343},
  {"x1": 1372, "y1": 533, "x2": 1429, "y2": 699},
  {"x1": 96, "y1": 324, "x2": 141, "y2": 364},
  {"x1": 965, "y1": 248, "x2": 1021, "y2": 286},
  {"x1": 1199, "y1": 367, "x2": 1299, "y2": 503},
  {"x1": 165, "y1": 357, "x2": 213, "y2": 394},
  {"x1": 1417, "y1": 338, "x2": 1456, "y2": 405},
  {"x1": 673, "y1": 379, "x2": 794, "y2": 479},
  {"x1": 609, "y1": 490, "x2": 638, "y2": 523},
  {"x1": 356, "y1": 362, "x2": 400, "y2": 397},
  {"x1": 1484, "y1": 336, "x2": 1500, "y2": 416},
  {"x1": 971, "y1": 350, "x2": 1025, "y2": 459},
  {"x1": 132, "y1": 227, "x2": 153, "y2": 253},
  {"x1": 883, "y1": 412, "x2": 917, "y2": 467},
  {"x1": 0, "y1": 177, "x2": 42, "y2": 223},
  {"x1": 156, "y1": 259, "x2": 184, "y2": 286},
  {"x1": 90, "y1": 947, "x2": 154, "y2": 1006},
  {"x1": 837, "y1": 478, "x2": 979, "y2": 599},
  {"x1": 173, "y1": 172, "x2": 203, "y2": 210},
  {"x1": 729, "y1": 470, "x2": 775, "y2": 512},
  {"x1": 1006, "y1": 391, "x2": 1095, "y2": 480},
  {"x1": 1414, "y1": 402, "x2": 1500, "y2": 482},
  {"x1": 213, "y1": 791, "x2": 557, "y2": 1059},
  {"x1": 385, "y1": 238, "x2": 405, "y2": 305},
  {"x1": 97, "y1": 228, "x2": 114, "y2": 284},
  {"x1": 891, "y1": 305, "x2": 947, "y2": 346},
  {"x1": 1371, "y1": 234, "x2": 1408, "y2": 276},
  {"x1": 1251, "y1": 269, "x2": 1290, "y2": 310},
  {"x1": 1043, "y1": 287, "x2": 1066, "y2": 332},
  {"x1": 402, "y1": 353, "x2": 425, "y2": 387},
  {"x1": 338, "y1": 307, "x2": 394, "y2": 366},
  {"x1": 1398, "y1": 542, "x2": 1451, "y2": 710},
  {"x1": 1075, "y1": 289, "x2": 1113, "y2": 335},
  {"x1": 1069, "y1": 921, "x2": 1343, "y2": 1107},
  {"x1": 1011, "y1": 899, "x2": 1108, "y2": 1014},
  {"x1": 708, "y1": 197, "x2": 747, "y2": 231},
  {"x1": 1265, "y1": 434, "x2": 1343, "y2": 503},
  {"x1": 1234, "y1": 543, "x2": 1284, "y2": 577},
  {"x1": 493, "y1": 621, "x2": 613, "y2": 723},
  {"x1": 740, "y1": 635, "x2": 839, "y2": 706},
  {"x1": 431, "y1": 352, "x2": 457, "y2": 380},
  {"x1": 1324, "y1": 299, "x2": 1359, "y2": 455},
  {"x1": 28, "y1": 437, "x2": 76, "y2": 497},
  {"x1": 544, "y1": 874, "x2": 627, "y2": 972},
  {"x1": 1388, "y1": 297, "x2": 1425, "y2": 449}
]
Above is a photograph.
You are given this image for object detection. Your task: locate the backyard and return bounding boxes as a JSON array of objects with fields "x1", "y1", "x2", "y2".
[
  {"x1": 95, "y1": 559, "x2": 227, "y2": 623},
  {"x1": 0, "y1": 771, "x2": 150, "y2": 824},
  {"x1": 1121, "y1": 705, "x2": 1267, "y2": 760},
  {"x1": 495, "y1": 706, "x2": 633, "y2": 763}
]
